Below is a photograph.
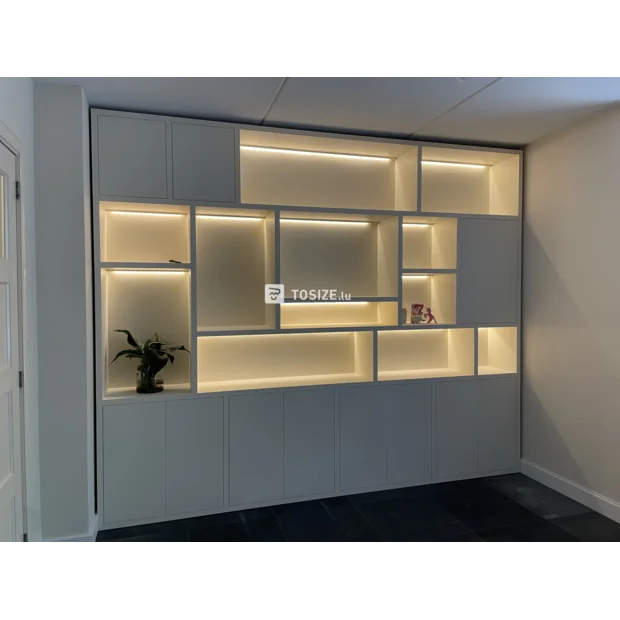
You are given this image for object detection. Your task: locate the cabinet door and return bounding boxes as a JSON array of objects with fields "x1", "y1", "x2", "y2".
[
  {"x1": 229, "y1": 392, "x2": 283, "y2": 506},
  {"x1": 339, "y1": 385, "x2": 387, "y2": 491},
  {"x1": 97, "y1": 115, "x2": 167, "y2": 198},
  {"x1": 172, "y1": 123, "x2": 236, "y2": 202},
  {"x1": 435, "y1": 380, "x2": 478, "y2": 479},
  {"x1": 165, "y1": 398, "x2": 224, "y2": 515},
  {"x1": 283, "y1": 388, "x2": 335, "y2": 498},
  {"x1": 103, "y1": 403, "x2": 165, "y2": 524},
  {"x1": 457, "y1": 219, "x2": 519, "y2": 324},
  {"x1": 387, "y1": 383, "x2": 432, "y2": 485},
  {"x1": 478, "y1": 377, "x2": 518, "y2": 473}
]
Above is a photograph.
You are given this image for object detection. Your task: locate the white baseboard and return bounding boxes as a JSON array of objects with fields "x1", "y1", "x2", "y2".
[
  {"x1": 521, "y1": 459, "x2": 620, "y2": 524},
  {"x1": 48, "y1": 514, "x2": 99, "y2": 542}
]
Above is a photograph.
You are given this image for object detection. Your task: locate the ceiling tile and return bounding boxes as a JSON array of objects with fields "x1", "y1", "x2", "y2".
[
  {"x1": 264, "y1": 77, "x2": 498, "y2": 137},
  {"x1": 34, "y1": 77, "x2": 285, "y2": 124},
  {"x1": 419, "y1": 77, "x2": 620, "y2": 145}
]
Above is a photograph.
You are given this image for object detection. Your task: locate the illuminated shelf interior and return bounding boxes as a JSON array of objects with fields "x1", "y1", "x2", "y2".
[
  {"x1": 421, "y1": 147, "x2": 519, "y2": 215},
  {"x1": 240, "y1": 130, "x2": 418, "y2": 211},
  {"x1": 197, "y1": 331, "x2": 373, "y2": 392},
  {"x1": 478, "y1": 326, "x2": 518, "y2": 375},
  {"x1": 402, "y1": 217, "x2": 457, "y2": 270},
  {"x1": 378, "y1": 329, "x2": 474, "y2": 381},
  {"x1": 281, "y1": 301, "x2": 398, "y2": 329},
  {"x1": 401, "y1": 274, "x2": 456, "y2": 325}
]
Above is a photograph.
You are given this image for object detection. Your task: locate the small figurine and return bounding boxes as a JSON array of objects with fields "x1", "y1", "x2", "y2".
[
  {"x1": 401, "y1": 307, "x2": 407, "y2": 324},
  {"x1": 424, "y1": 307, "x2": 437, "y2": 324},
  {"x1": 411, "y1": 304, "x2": 425, "y2": 324}
]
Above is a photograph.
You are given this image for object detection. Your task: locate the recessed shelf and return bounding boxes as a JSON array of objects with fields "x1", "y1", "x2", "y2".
[
  {"x1": 401, "y1": 274, "x2": 456, "y2": 325},
  {"x1": 100, "y1": 202, "x2": 190, "y2": 263},
  {"x1": 281, "y1": 301, "x2": 398, "y2": 329},
  {"x1": 104, "y1": 384, "x2": 192, "y2": 402},
  {"x1": 240, "y1": 130, "x2": 418, "y2": 211},
  {"x1": 197, "y1": 331, "x2": 373, "y2": 392},
  {"x1": 421, "y1": 147, "x2": 519, "y2": 216},
  {"x1": 402, "y1": 217, "x2": 457, "y2": 270},
  {"x1": 378, "y1": 329, "x2": 474, "y2": 381},
  {"x1": 478, "y1": 327, "x2": 518, "y2": 375}
]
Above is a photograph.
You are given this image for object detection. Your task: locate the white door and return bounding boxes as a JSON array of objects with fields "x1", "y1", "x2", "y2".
[{"x1": 0, "y1": 142, "x2": 23, "y2": 542}]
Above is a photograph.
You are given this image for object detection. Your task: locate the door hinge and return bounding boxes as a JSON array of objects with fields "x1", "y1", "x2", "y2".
[
  {"x1": 23, "y1": 532, "x2": 28, "y2": 542},
  {"x1": 19, "y1": 370, "x2": 24, "y2": 388},
  {"x1": 15, "y1": 181, "x2": 20, "y2": 200}
]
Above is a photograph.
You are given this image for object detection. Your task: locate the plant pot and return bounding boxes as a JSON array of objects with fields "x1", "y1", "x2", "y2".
[{"x1": 136, "y1": 371, "x2": 164, "y2": 394}]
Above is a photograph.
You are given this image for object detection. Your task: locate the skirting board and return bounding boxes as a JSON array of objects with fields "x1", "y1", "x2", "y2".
[
  {"x1": 521, "y1": 459, "x2": 620, "y2": 525},
  {"x1": 48, "y1": 515, "x2": 99, "y2": 543}
]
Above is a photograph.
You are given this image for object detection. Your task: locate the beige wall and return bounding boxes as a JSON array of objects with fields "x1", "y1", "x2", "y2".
[{"x1": 523, "y1": 105, "x2": 620, "y2": 508}]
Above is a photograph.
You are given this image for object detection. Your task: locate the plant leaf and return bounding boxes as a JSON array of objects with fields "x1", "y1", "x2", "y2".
[
  {"x1": 110, "y1": 349, "x2": 143, "y2": 365},
  {"x1": 115, "y1": 329, "x2": 140, "y2": 348}
]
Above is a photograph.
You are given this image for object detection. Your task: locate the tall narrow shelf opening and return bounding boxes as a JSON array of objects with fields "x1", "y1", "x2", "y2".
[
  {"x1": 401, "y1": 274, "x2": 456, "y2": 325},
  {"x1": 478, "y1": 327, "x2": 518, "y2": 375},
  {"x1": 196, "y1": 208, "x2": 276, "y2": 331},
  {"x1": 402, "y1": 217, "x2": 457, "y2": 270},
  {"x1": 280, "y1": 212, "x2": 399, "y2": 298},
  {"x1": 421, "y1": 147, "x2": 519, "y2": 215},
  {"x1": 281, "y1": 301, "x2": 398, "y2": 329},
  {"x1": 197, "y1": 331, "x2": 373, "y2": 392},
  {"x1": 240, "y1": 130, "x2": 418, "y2": 211},
  {"x1": 100, "y1": 202, "x2": 190, "y2": 263},
  {"x1": 378, "y1": 328, "x2": 474, "y2": 380},
  {"x1": 102, "y1": 268, "x2": 191, "y2": 395}
]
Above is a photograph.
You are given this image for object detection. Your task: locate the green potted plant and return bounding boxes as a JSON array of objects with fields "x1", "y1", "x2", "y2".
[{"x1": 111, "y1": 329, "x2": 190, "y2": 394}]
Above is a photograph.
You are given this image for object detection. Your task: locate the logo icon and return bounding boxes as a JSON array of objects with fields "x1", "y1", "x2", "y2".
[{"x1": 265, "y1": 284, "x2": 284, "y2": 304}]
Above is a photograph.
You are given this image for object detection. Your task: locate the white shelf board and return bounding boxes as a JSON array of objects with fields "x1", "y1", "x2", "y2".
[
  {"x1": 104, "y1": 383, "x2": 192, "y2": 403},
  {"x1": 283, "y1": 296, "x2": 398, "y2": 304},
  {"x1": 478, "y1": 365, "x2": 517, "y2": 376},
  {"x1": 378, "y1": 368, "x2": 469, "y2": 381},
  {"x1": 402, "y1": 269, "x2": 456, "y2": 274},
  {"x1": 101, "y1": 262, "x2": 191, "y2": 270}
]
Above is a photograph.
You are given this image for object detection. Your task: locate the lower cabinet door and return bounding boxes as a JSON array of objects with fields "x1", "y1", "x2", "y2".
[
  {"x1": 229, "y1": 392, "x2": 283, "y2": 506},
  {"x1": 103, "y1": 402, "x2": 166, "y2": 524},
  {"x1": 387, "y1": 383, "x2": 432, "y2": 485},
  {"x1": 165, "y1": 398, "x2": 224, "y2": 515},
  {"x1": 435, "y1": 380, "x2": 478, "y2": 479},
  {"x1": 339, "y1": 385, "x2": 387, "y2": 491},
  {"x1": 283, "y1": 388, "x2": 335, "y2": 498},
  {"x1": 478, "y1": 377, "x2": 518, "y2": 473}
]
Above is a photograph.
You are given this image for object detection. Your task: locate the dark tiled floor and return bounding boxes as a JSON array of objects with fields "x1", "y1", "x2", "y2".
[{"x1": 97, "y1": 474, "x2": 620, "y2": 542}]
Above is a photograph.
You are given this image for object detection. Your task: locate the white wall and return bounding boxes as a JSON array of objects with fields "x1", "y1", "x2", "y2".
[
  {"x1": 34, "y1": 83, "x2": 95, "y2": 541},
  {"x1": 0, "y1": 77, "x2": 42, "y2": 541},
  {"x1": 524, "y1": 106, "x2": 620, "y2": 518}
]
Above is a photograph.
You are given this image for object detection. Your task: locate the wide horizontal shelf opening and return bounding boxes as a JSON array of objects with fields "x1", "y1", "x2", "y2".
[
  {"x1": 401, "y1": 274, "x2": 456, "y2": 325},
  {"x1": 402, "y1": 217, "x2": 457, "y2": 270},
  {"x1": 198, "y1": 331, "x2": 373, "y2": 392},
  {"x1": 102, "y1": 269, "x2": 191, "y2": 394},
  {"x1": 281, "y1": 301, "x2": 398, "y2": 329},
  {"x1": 378, "y1": 328, "x2": 474, "y2": 380},
  {"x1": 280, "y1": 212, "x2": 398, "y2": 298},
  {"x1": 421, "y1": 147, "x2": 519, "y2": 216},
  {"x1": 196, "y1": 207, "x2": 276, "y2": 331},
  {"x1": 100, "y1": 202, "x2": 190, "y2": 263},
  {"x1": 478, "y1": 326, "x2": 518, "y2": 375},
  {"x1": 240, "y1": 130, "x2": 418, "y2": 211}
]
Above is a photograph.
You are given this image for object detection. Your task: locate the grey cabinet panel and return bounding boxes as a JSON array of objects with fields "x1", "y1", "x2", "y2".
[
  {"x1": 457, "y1": 218, "x2": 519, "y2": 324},
  {"x1": 435, "y1": 381, "x2": 478, "y2": 479},
  {"x1": 103, "y1": 403, "x2": 165, "y2": 524},
  {"x1": 387, "y1": 383, "x2": 432, "y2": 485},
  {"x1": 98, "y1": 115, "x2": 167, "y2": 198},
  {"x1": 172, "y1": 123, "x2": 236, "y2": 202},
  {"x1": 165, "y1": 398, "x2": 224, "y2": 515},
  {"x1": 283, "y1": 388, "x2": 335, "y2": 498},
  {"x1": 339, "y1": 385, "x2": 387, "y2": 490},
  {"x1": 478, "y1": 377, "x2": 518, "y2": 473},
  {"x1": 229, "y1": 392, "x2": 283, "y2": 506}
]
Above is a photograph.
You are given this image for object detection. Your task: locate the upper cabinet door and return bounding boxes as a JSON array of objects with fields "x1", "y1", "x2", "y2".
[
  {"x1": 97, "y1": 115, "x2": 168, "y2": 199},
  {"x1": 457, "y1": 218, "x2": 519, "y2": 324},
  {"x1": 172, "y1": 123, "x2": 236, "y2": 202}
]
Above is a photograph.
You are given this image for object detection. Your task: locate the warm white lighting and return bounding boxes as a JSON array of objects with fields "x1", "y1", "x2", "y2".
[
  {"x1": 281, "y1": 218, "x2": 370, "y2": 227},
  {"x1": 422, "y1": 160, "x2": 487, "y2": 170},
  {"x1": 287, "y1": 302, "x2": 369, "y2": 306},
  {"x1": 107, "y1": 269, "x2": 187, "y2": 275},
  {"x1": 109, "y1": 210, "x2": 184, "y2": 217},
  {"x1": 403, "y1": 275, "x2": 430, "y2": 279},
  {"x1": 197, "y1": 215, "x2": 263, "y2": 221},
  {"x1": 403, "y1": 223, "x2": 431, "y2": 228},
  {"x1": 240, "y1": 145, "x2": 391, "y2": 162}
]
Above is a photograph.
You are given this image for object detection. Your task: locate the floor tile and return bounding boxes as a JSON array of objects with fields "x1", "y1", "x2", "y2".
[
  {"x1": 188, "y1": 521, "x2": 248, "y2": 541},
  {"x1": 551, "y1": 513, "x2": 620, "y2": 542},
  {"x1": 486, "y1": 474, "x2": 592, "y2": 519},
  {"x1": 242, "y1": 514, "x2": 286, "y2": 541},
  {"x1": 479, "y1": 520, "x2": 577, "y2": 542},
  {"x1": 429, "y1": 531, "x2": 484, "y2": 542},
  {"x1": 321, "y1": 497, "x2": 382, "y2": 541},
  {"x1": 115, "y1": 531, "x2": 190, "y2": 542},
  {"x1": 435, "y1": 484, "x2": 540, "y2": 532},
  {"x1": 274, "y1": 500, "x2": 346, "y2": 541},
  {"x1": 356, "y1": 497, "x2": 471, "y2": 541}
]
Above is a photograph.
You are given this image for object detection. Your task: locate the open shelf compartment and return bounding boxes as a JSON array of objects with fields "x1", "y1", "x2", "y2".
[
  {"x1": 378, "y1": 328, "x2": 474, "y2": 380},
  {"x1": 478, "y1": 326, "x2": 518, "y2": 375},
  {"x1": 240, "y1": 130, "x2": 418, "y2": 211},
  {"x1": 102, "y1": 267, "x2": 191, "y2": 397},
  {"x1": 198, "y1": 331, "x2": 373, "y2": 392},
  {"x1": 402, "y1": 216, "x2": 457, "y2": 270},
  {"x1": 421, "y1": 147, "x2": 519, "y2": 215},
  {"x1": 401, "y1": 274, "x2": 456, "y2": 325},
  {"x1": 196, "y1": 207, "x2": 276, "y2": 331},
  {"x1": 281, "y1": 300, "x2": 398, "y2": 329},
  {"x1": 100, "y1": 202, "x2": 190, "y2": 263}
]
